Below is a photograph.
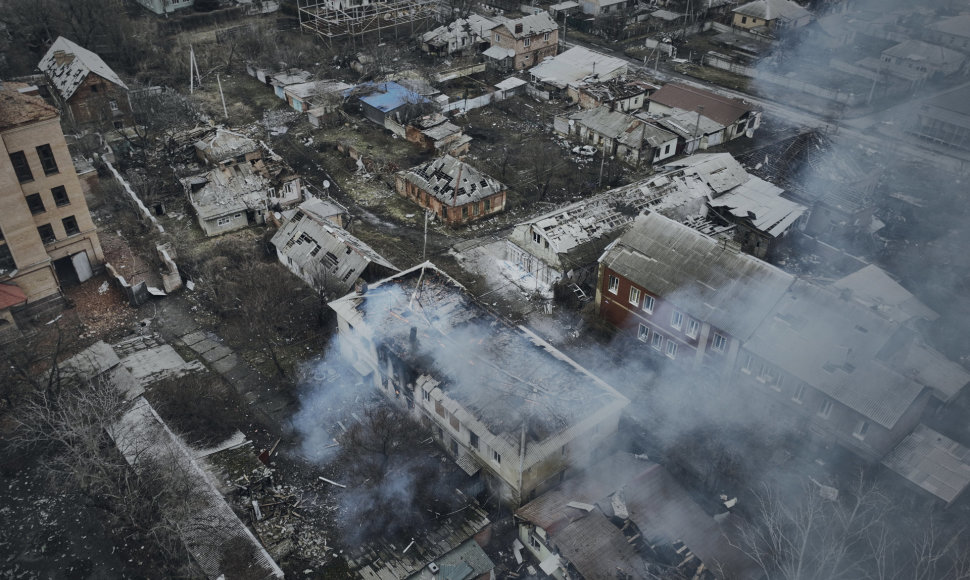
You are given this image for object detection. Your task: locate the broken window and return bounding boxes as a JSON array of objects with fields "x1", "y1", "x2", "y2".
[
  {"x1": 484, "y1": 198, "x2": 491, "y2": 212},
  {"x1": 10, "y1": 151, "x2": 33, "y2": 183},
  {"x1": 492, "y1": 450, "x2": 501, "y2": 465},
  {"x1": 51, "y1": 186, "x2": 70, "y2": 207},
  {"x1": 685, "y1": 318, "x2": 699, "y2": 339},
  {"x1": 469, "y1": 431, "x2": 479, "y2": 450},
  {"x1": 449, "y1": 414, "x2": 460, "y2": 431},
  {"x1": 109, "y1": 100, "x2": 119, "y2": 111},
  {"x1": 529, "y1": 534, "x2": 541, "y2": 549},
  {"x1": 342, "y1": 269, "x2": 355, "y2": 282},
  {"x1": 435, "y1": 400, "x2": 445, "y2": 417},
  {"x1": 37, "y1": 224, "x2": 56, "y2": 244},
  {"x1": 853, "y1": 420, "x2": 869, "y2": 440},
  {"x1": 62, "y1": 216, "x2": 80, "y2": 236},
  {"x1": 637, "y1": 324, "x2": 649, "y2": 342},
  {"x1": 323, "y1": 251, "x2": 339, "y2": 267},
  {"x1": 651, "y1": 332, "x2": 663, "y2": 351},
  {"x1": 35, "y1": 144, "x2": 58, "y2": 175},
  {"x1": 309, "y1": 244, "x2": 322, "y2": 257},
  {"x1": 461, "y1": 206, "x2": 468, "y2": 219},
  {"x1": 643, "y1": 295, "x2": 655, "y2": 314},
  {"x1": 712, "y1": 332, "x2": 727, "y2": 352},
  {"x1": 422, "y1": 389, "x2": 431, "y2": 402},
  {"x1": 532, "y1": 231, "x2": 541, "y2": 244},
  {"x1": 543, "y1": 31, "x2": 550, "y2": 41},
  {"x1": 670, "y1": 310, "x2": 683, "y2": 330},
  {"x1": 25, "y1": 193, "x2": 45, "y2": 215},
  {"x1": 0, "y1": 242, "x2": 14, "y2": 273},
  {"x1": 217, "y1": 216, "x2": 232, "y2": 227},
  {"x1": 608, "y1": 275, "x2": 619, "y2": 294}
]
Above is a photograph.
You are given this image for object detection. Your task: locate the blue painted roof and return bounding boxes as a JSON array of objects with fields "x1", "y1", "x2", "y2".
[{"x1": 357, "y1": 82, "x2": 429, "y2": 113}]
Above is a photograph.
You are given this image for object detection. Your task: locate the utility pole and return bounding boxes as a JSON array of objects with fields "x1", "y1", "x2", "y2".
[
  {"x1": 217, "y1": 74, "x2": 229, "y2": 119},
  {"x1": 691, "y1": 105, "x2": 704, "y2": 154}
]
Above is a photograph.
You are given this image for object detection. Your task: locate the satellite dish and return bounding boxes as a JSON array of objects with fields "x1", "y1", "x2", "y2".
[{"x1": 323, "y1": 180, "x2": 331, "y2": 189}]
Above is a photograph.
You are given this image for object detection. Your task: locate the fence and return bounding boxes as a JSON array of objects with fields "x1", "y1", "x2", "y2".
[{"x1": 440, "y1": 91, "x2": 500, "y2": 113}]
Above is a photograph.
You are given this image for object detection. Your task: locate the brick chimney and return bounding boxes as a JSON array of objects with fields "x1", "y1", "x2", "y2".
[
  {"x1": 515, "y1": 22, "x2": 523, "y2": 34},
  {"x1": 53, "y1": 50, "x2": 75, "y2": 67}
]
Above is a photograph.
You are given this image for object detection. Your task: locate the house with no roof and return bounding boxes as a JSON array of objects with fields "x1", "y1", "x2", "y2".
[{"x1": 395, "y1": 156, "x2": 507, "y2": 225}]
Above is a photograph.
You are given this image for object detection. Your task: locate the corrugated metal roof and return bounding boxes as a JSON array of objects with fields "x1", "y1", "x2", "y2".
[
  {"x1": 39, "y1": 36, "x2": 128, "y2": 101},
  {"x1": 271, "y1": 199, "x2": 397, "y2": 296},
  {"x1": 732, "y1": 0, "x2": 811, "y2": 22},
  {"x1": 602, "y1": 211, "x2": 794, "y2": 340},
  {"x1": 833, "y1": 265, "x2": 938, "y2": 324},
  {"x1": 883, "y1": 424, "x2": 970, "y2": 505},
  {"x1": 649, "y1": 83, "x2": 756, "y2": 126},
  {"x1": 708, "y1": 176, "x2": 807, "y2": 237},
  {"x1": 743, "y1": 281, "x2": 925, "y2": 428},
  {"x1": 494, "y1": 12, "x2": 558, "y2": 37},
  {"x1": 883, "y1": 39, "x2": 965, "y2": 66},
  {"x1": 530, "y1": 47, "x2": 628, "y2": 89}
]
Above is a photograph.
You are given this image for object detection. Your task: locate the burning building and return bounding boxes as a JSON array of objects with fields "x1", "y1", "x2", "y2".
[{"x1": 328, "y1": 263, "x2": 629, "y2": 507}]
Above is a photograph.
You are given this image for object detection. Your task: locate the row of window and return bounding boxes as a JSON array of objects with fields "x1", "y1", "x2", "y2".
[
  {"x1": 9, "y1": 145, "x2": 59, "y2": 183},
  {"x1": 741, "y1": 354, "x2": 871, "y2": 440},
  {"x1": 494, "y1": 31, "x2": 551, "y2": 47},
  {"x1": 637, "y1": 324, "x2": 678, "y2": 359},
  {"x1": 426, "y1": 388, "x2": 500, "y2": 464},
  {"x1": 36, "y1": 216, "x2": 81, "y2": 244},
  {"x1": 613, "y1": 275, "x2": 728, "y2": 352},
  {"x1": 25, "y1": 186, "x2": 71, "y2": 215}
]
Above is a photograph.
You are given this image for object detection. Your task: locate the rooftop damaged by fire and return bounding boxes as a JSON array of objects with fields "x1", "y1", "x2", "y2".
[{"x1": 329, "y1": 263, "x2": 629, "y2": 506}]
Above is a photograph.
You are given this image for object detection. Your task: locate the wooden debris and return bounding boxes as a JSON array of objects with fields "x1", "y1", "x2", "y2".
[{"x1": 318, "y1": 476, "x2": 347, "y2": 488}]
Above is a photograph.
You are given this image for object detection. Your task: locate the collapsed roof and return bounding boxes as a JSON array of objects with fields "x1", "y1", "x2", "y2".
[
  {"x1": 39, "y1": 36, "x2": 128, "y2": 101},
  {"x1": 399, "y1": 155, "x2": 504, "y2": 206}
]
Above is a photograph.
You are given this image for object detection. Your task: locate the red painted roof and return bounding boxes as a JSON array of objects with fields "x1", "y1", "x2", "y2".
[{"x1": 0, "y1": 283, "x2": 27, "y2": 310}]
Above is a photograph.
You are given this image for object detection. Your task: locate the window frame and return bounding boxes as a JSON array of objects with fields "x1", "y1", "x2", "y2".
[
  {"x1": 10, "y1": 151, "x2": 34, "y2": 182},
  {"x1": 35, "y1": 144, "x2": 59, "y2": 176},
  {"x1": 818, "y1": 399, "x2": 833, "y2": 419},
  {"x1": 670, "y1": 310, "x2": 684, "y2": 330},
  {"x1": 853, "y1": 420, "x2": 870, "y2": 440},
  {"x1": 792, "y1": 383, "x2": 805, "y2": 404},
  {"x1": 492, "y1": 449, "x2": 502, "y2": 464},
  {"x1": 651, "y1": 332, "x2": 663, "y2": 351},
  {"x1": 523, "y1": 37, "x2": 532, "y2": 47},
  {"x1": 25, "y1": 193, "x2": 46, "y2": 215},
  {"x1": 469, "y1": 431, "x2": 479, "y2": 450},
  {"x1": 532, "y1": 231, "x2": 541, "y2": 244},
  {"x1": 637, "y1": 323, "x2": 649, "y2": 342},
  {"x1": 62, "y1": 216, "x2": 80, "y2": 237},
  {"x1": 37, "y1": 224, "x2": 56, "y2": 245},
  {"x1": 665, "y1": 340, "x2": 678, "y2": 359},
  {"x1": 642, "y1": 294, "x2": 655, "y2": 314},
  {"x1": 685, "y1": 318, "x2": 700, "y2": 339},
  {"x1": 712, "y1": 332, "x2": 727, "y2": 352},
  {"x1": 51, "y1": 186, "x2": 70, "y2": 207},
  {"x1": 608, "y1": 275, "x2": 619, "y2": 294},
  {"x1": 629, "y1": 286, "x2": 641, "y2": 306}
]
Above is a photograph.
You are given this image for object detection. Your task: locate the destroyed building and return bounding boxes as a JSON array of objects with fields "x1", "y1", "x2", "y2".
[
  {"x1": 395, "y1": 155, "x2": 506, "y2": 225},
  {"x1": 647, "y1": 108, "x2": 727, "y2": 155},
  {"x1": 576, "y1": 78, "x2": 658, "y2": 113},
  {"x1": 0, "y1": 81, "x2": 104, "y2": 333},
  {"x1": 194, "y1": 128, "x2": 261, "y2": 167},
  {"x1": 351, "y1": 82, "x2": 431, "y2": 133},
  {"x1": 183, "y1": 163, "x2": 270, "y2": 237},
  {"x1": 516, "y1": 453, "x2": 753, "y2": 579},
  {"x1": 484, "y1": 12, "x2": 559, "y2": 70},
  {"x1": 61, "y1": 339, "x2": 283, "y2": 580},
  {"x1": 344, "y1": 503, "x2": 493, "y2": 580},
  {"x1": 328, "y1": 264, "x2": 630, "y2": 507},
  {"x1": 646, "y1": 83, "x2": 761, "y2": 145},
  {"x1": 38, "y1": 37, "x2": 131, "y2": 131},
  {"x1": 271, "y1": 198, "x2": 398, "y2": 298},
  {"x1": 555, "y1": 106, "x2": 678, "y2": 168},
  {"x1": 506, "y1": 153, "x2": 800, "y2": 292},
  {"x1": 420, "y1": 14, "x2": 498, "y2": 56},
  {"x1": 281, "y1": 79, "x2": 352, "y2": 114},
  {"x1": 596, "y1": 212, "x2": 970, "y2": 464},
  {"x1": 405, "y1": 114, "x2": 472, "y2": 156}
]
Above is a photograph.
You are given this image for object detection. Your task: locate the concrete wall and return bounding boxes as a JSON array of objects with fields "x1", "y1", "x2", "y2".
[{"x1": 491, "y1": 23, "x2": 559, "y2": 70}]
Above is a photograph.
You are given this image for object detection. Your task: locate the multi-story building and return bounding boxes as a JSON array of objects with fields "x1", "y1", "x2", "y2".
[
  {"x1": 328, "y1": 263, "x2": 629, "y2": 507},
  {"x1": 484, "y1": 13, "x2": 558, "y2": 70},
  {"x1": 0, "y1": 81, "x2": 104, "y2": 330},
  {"x1": 596, "y1": 211, "x2": 969, "y2": 463}
]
